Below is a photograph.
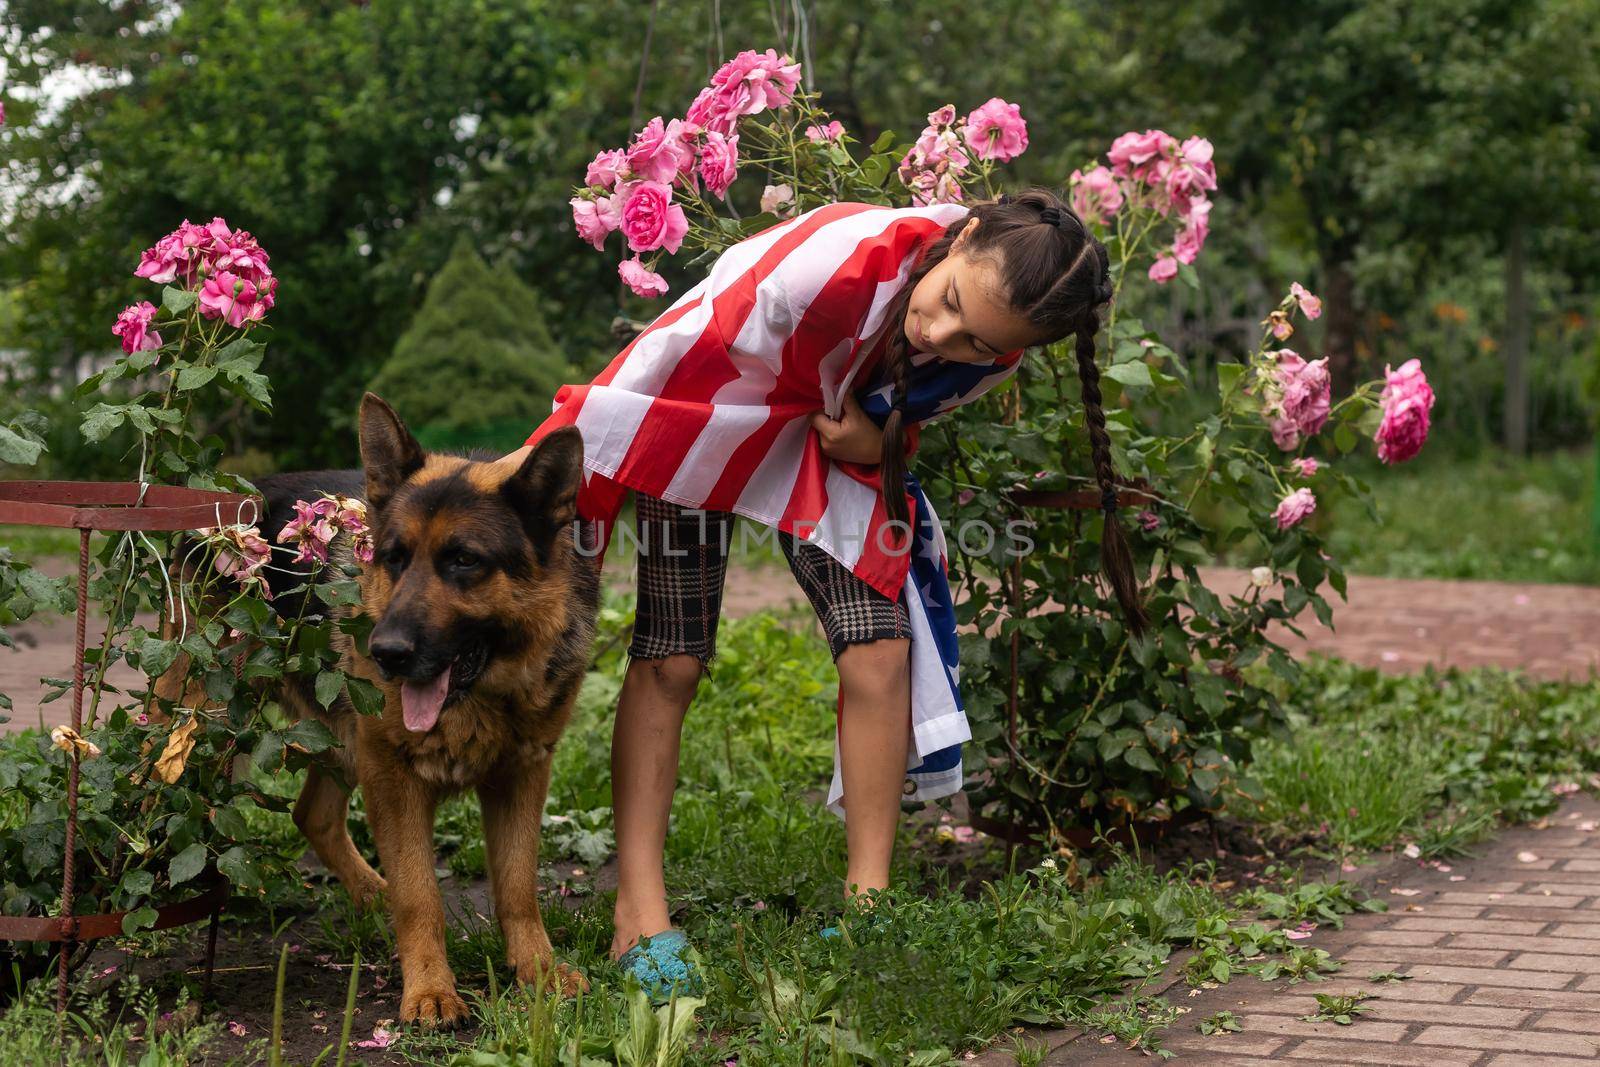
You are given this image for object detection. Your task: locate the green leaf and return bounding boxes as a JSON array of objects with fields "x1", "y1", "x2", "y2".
[
  {"x1": 80, "y1": 404, "x2": 128, "y2": 443},
  {"x1": 284, "y1": 718, "x2": 340, "y2": 754},
  {"x1": 122, "y1": 906, "x2": 159, "y2": 935},
  {"x1": 212, "y1": 803, "x2": 249, "y2": 840},
  {"x1": 314, "y1": 670, "x2": 346, "y2": 710},
  {"x1": 346, "y1": 677, "x2": 386, "y2": 716},
  {"x1": 162, "y1": 286, "x2": 198, "y2": 314},
  {"x1": 0, "y1": 425, "x2": 45, "y2": 466},
  {"x1": 1103, "y1": 360, "x2": 1153, "y2": 388},
  {"x1": 120, "y1": 868, "x2": 155, "y2": 900},
  {"x1": 169, "y1": 842, "x2": 208, "y2": 887},
  {"x1": 1216, "y1": 362, "x2": 1245, "y2": 402},
  {"x1": 871, "y1": 130, "x2": 897, "y2": 153},
  {"x1": 137, "y1": 636, "x2": 181, "y2": 678},
  {"x1": 176, "y1": 364, "x2": 219, "y2": 391}
]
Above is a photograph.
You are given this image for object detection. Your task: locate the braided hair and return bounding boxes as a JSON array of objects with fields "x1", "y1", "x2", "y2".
[{"x1": 875, "y1": 187, "x2": 1145, "y2": 632}]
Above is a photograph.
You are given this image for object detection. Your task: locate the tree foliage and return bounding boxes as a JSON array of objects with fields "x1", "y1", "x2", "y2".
[{"x1": 368, "y1": 238, "x2": 573, "y2": 449}]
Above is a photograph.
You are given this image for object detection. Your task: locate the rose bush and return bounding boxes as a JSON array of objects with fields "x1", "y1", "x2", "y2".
[
  {"x1": 0, "y1": 222, "x2": 383, "y2": 978},
  {"x1": 567, "y1": 50, "x2": 1436, "y2": 837}
]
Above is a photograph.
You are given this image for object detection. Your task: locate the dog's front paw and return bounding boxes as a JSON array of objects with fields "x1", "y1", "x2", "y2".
[
  {"x1": 400, "y1": 983, "x2": 470, "y2": 1028},
  {"x1": 514, "y1": 955, "x2": 589, "y2": 997},
  {"x1": 347, "y1": 872, "x2": 388, "y2": 911}
]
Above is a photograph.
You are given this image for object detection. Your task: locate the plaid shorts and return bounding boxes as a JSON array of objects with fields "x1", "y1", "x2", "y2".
[{"x1": 626, "y1": 491, "x2": 910, "y2": 671}]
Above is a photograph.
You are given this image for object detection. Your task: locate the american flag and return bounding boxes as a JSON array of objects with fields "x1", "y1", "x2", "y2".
[{"x1": 525, "y1": 201, "x2": 1024, "y2": 816}]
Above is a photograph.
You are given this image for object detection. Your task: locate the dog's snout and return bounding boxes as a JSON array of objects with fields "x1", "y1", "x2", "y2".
[{"x1": 370, "y1": 635, "x2": 417, "y2": 677}]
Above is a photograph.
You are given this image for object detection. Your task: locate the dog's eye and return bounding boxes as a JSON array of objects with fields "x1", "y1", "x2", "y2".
[{"x1": 449, "y1": 550, "x2": 481, "y2": 570}]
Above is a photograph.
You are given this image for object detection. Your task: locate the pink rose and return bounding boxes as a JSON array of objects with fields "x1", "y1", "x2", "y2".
[
  {"x1": 585, "y1": 149, "x2": 628, "y2": 189},
  {"x1": 625, "y1": 117, "x2": 695, "y2": 185},
  {"x1": 1138, "y1": 510, "x2": 1160, "y2": 532},
  {"x1": 619, "y1": 256, "x2": 668, "y2": 298},
  {"x1": 1107, "y1": 129, "x2": 1176, "y2": 181},
  {"x1": 571, "y1": 195, "x2": 618, "y2": 251},
  {"x1": 1261, "y1": 350, "x2": 1331, "y2": 450},
  {"x1": 1272, "y1": 487, "x2": 1317, "y2": 530},
  {"x1": 1069, "y1": 165, "x2": 1124, "y2": 224},
  {"x1": 1148, "y1": 254, "x2": 1178, "y2": 284},
  {"x1": 278, "y1": 499, "x2": 338, "y2": 565},
  {"x1": 619, "y1": 180, "x2": 688, "y2": 253},
  {"x1": 705, "y1": 49, "x2": 801, "y2": 121},
  {"x1": 1375, "y1": 359, "x2": 1435, "y2": 464},
  {"x1": 209, "y1": 229, "x2": 273, "y2": 288},
  {"x1": 759, "y1": 182, "x2": 794, "y2": 216},
  {"x1": 1267, "y1": 310, "x2": 1293, "y2": 341},
  {"x1": 963, "y1": 97, "x2": 1028, "y2": 162},
  {"x1": 1172, "y1": 199, "x2": 1211, "y2": 264},
  {"x1": 1290, "y1": 282, "x2": 1322, "y2": 320},
  {"x1": 698, "y1": 131, "x2": 739, "y2": 199},
  {"x1": 1291, "y1": 457, "x2": 1321, "y2": 478},
  {"x1": 199, "y1": 271, "x2": 272, "y2": 329},
  {"x1": 804, "y1": 120, "x2": 844, "y2": 143},
  {"x1": 112, "y1": 301, "x2": 162, "y2": 355},
  {"x1": 685, "y1": 85, "x2": 739, "y2": 138},
  {"x1": 926, "y1": 104, "x2": 957, "y2": 128},
  {"x1": 1164, "y1": 136, "x2": 1217, "y2": 215}
]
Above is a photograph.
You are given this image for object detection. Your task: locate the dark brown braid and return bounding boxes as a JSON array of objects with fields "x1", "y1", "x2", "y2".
[{"x1": 875, "y1": 186, "x2": 1146, "y2": 631}]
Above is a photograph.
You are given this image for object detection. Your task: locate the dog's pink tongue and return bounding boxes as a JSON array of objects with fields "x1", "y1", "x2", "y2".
[{"x1": 400, "y1": 662, "x2": 451, "y2": 733}]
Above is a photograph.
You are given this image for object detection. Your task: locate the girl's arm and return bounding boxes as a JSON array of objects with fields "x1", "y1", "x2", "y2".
[{"x1": 812, "y1": 392, "x2": 920, "y2": 465}]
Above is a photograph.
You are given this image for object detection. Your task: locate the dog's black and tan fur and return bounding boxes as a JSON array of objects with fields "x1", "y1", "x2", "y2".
[{"x1": 156, "y1": 394, "x2": 598, "y2": 1026}]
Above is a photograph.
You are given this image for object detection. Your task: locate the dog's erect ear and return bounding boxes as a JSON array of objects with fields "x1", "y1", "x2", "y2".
[
  {"x1": 501, "y1": 427, "x2": 584, "y2": 568},
  {"x1": 359, "y1": 393, "x2": 425, "y2": 510}
]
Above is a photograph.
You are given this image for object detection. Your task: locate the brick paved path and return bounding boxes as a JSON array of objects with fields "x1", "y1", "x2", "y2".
[{"x1": 1052, "y1": 793, "x2": 1600, "y2": 1065}]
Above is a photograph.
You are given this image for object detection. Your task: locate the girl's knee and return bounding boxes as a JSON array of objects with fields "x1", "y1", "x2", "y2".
[
  {"x1": 837, "y1": 638, "x2": 910, "y2": 689},
  {"x1": 627, "y1": 652, "x2": 708, "y2": 706}
]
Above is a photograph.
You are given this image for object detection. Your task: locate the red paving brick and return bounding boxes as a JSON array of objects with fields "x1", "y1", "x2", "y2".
[{"x1": 1063, "y1": 795, "x2": 1600, "y2": 1064}]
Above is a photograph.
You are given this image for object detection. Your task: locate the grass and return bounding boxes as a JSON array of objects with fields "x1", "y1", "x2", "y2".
[
  {"x1": 1315, "y1": 445, "x2": 1600, "y2": 584},
  {"x1": 1249, "y1": 656, "x2": 1600, "y2": 857}
]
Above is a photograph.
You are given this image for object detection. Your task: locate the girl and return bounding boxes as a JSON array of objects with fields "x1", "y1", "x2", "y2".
[{"x1": 502, "y1": 187, "x2": 1143, "y2": 999}]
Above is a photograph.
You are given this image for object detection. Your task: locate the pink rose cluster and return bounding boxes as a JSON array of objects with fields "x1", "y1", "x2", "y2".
[
  {"x1": 278, "y1": 493, "x2": 372, "y2": 566},
  {"x1": 1069, "y1": 129, "x2": 1217, "y2": 284},
  {"x1": 897, "y1": 98, "x2": 1028, "y2": 207},
  {"x1": 134, "y1": 217, "x2": 277, "y2": 326},
  {"x1": 1260, "y1": 349, "x2": 1331, "y2": 451},
  {"x1": 114, "y1": 216, "x2": 276, "y2": 357},
  {"x1": 1374, "y1": 359, "x2": 1435, "y2": 464},
  {"x1": 571, "y1": 48, "x2": 802, "y2": 297}
]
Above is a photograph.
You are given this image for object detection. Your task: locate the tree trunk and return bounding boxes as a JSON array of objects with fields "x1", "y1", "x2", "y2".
[
  {"x1": 1320, "y1": 256, "x2": 1360, "y2": 396},
  {"x1": 1503, "y1": 222, "x2": 1530, "y2": 455}
]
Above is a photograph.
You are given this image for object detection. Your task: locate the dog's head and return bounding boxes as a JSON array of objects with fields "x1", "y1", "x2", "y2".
[{"x1": 355, "y1": 392, "x2": 584, "y2": 733}]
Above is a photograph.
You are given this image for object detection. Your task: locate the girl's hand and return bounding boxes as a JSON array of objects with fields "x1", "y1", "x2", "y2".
[{"x1": 811, "y1": 392, "x2": 885, "y2": 465}]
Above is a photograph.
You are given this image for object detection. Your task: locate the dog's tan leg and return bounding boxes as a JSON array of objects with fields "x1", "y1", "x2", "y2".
[
  {"x1": 361, "y1": 751, "x2": 467, "y2": 1028},
  {"x1": 479, "y1": 753, "x2": 587, "y2": 997},
  {"x1": 292, "y1": 763, "x2": 387, "y2": 908}
]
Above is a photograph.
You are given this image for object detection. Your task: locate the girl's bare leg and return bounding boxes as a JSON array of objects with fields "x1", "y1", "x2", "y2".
[
  {"x1": 834, "y1": 637, "x2": 913, "y2": 899},
  {"x1": 609, "y1": 654, "x2": 702, "y2": 959}
]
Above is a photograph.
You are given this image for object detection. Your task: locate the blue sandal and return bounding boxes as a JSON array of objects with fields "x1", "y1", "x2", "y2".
[{"x1": 616, "y1": 929, "x2": 705, "y2": 1004}]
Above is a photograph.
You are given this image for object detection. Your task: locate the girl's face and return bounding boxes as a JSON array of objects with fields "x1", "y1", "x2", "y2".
[{"x1": 903, "y1": 219, "x2": 1046, "y2": 363}]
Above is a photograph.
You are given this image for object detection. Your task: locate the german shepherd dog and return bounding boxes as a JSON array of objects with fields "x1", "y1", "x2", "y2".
[{"x1": 157, "y1": 394, "x2": 598, "y2": 1026}]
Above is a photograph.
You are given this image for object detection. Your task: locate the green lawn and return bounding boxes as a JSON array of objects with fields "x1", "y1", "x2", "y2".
[{"x1": 1316, "y1": 445, "x2": 1599, "y2": 585}]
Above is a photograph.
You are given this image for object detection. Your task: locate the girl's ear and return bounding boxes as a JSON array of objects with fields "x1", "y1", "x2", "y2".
[{"x1": 950, "y1": 217, "x2": 980, "y2": 254}]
